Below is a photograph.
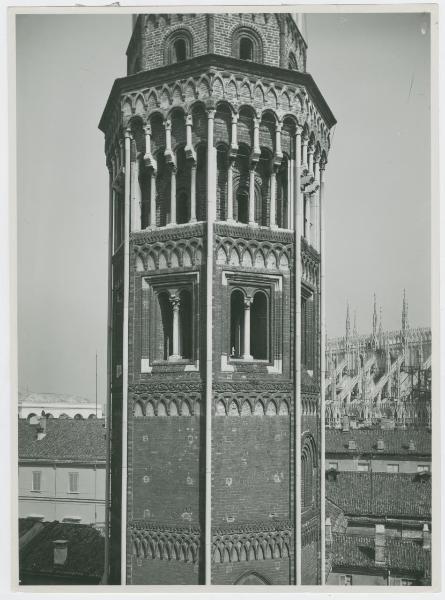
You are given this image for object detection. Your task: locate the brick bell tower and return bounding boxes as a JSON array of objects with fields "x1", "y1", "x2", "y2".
[{"x1": 99, "y1": 12, "x2": 335, "y2": 585}]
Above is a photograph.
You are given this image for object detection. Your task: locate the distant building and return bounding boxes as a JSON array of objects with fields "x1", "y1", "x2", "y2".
[
  {"x1": 325, "y1": 480, "x2": 431, "y2": 586},
  {"x1": 18, "y1": 417, "x2": 106, "y2": 525},
  {"x1": 19, "y1": 519, "x2": 105, "y2": 585},
  {"x1": 325, "y1": 293, "x2": 431, "y2": 430},
  {"x1": 326, "y1": 429, "x2": 431, "y2": 474},
  {"x1": 326, "y1": 471, "x2": 431, "y2": 541},
  {"x1": 19, "y1": 392, "x2": 103, "y2": 421}
]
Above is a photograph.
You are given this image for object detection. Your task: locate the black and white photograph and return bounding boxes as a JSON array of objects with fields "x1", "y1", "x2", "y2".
[{"x1": 8, "y1": 3, "x2": 439, "y2": 592}]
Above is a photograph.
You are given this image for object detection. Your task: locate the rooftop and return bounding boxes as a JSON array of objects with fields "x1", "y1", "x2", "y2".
[
  {"x1": 332, "y1": 533, "x2": 430, "y2": 577},
  {"x1": 18, "y1": 419, "x2": 106, "y2": 463},
  {"x1": 19, "y1": 392, "x2": 94, "y2": 406},
  {"x1": 19, "y1": 520, "x2": 104, "y2": 580},
  {"x1": 326, "y1": 472, "x2": 431, "y2": 520},
  {"x1": 326, "y1": 428, "x2": 431, "y2": 456}
]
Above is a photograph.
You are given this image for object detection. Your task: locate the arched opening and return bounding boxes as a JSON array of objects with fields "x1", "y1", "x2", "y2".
[
  {"x1": 235, "y1": 571, "x2": 270, "y2": 585},
  {"x1": 196, "y1": 144, "x2": 207, "y2": 221},
  {"x1": 288, "y1": 51, "x2": 298, "y2": 70},
  {"x1": 277, "y1": 156, "x2": 288, "y2": 228},
  {"x1": 176, "y1": 191, "x2": 189, "y2": 224},
  {"x1": 173, "y1": 38, "x2": 187, "y2": 62},
  {"x1": 251, "y1": 291, "x2": 268, "y2": 360},
  {"x1": 155, "y1": 150, "x2": 168, "y2": 226},
  {"x1": 239, "y1": 37, "x2": 253, "y2": 61},
  {"x1": 74, "y1": 414, "x2": 83, "y2": 420},
  {"x1": 157, "y1": 291, "x2": 173, "y2": 360},
  {"x1": 88, "y1": 414, "x2": 97, "y2": 419},
  {"x1": 216, "y1": 144, "x2": 228, "y2": 220},
  {"x1": 179, "y1": 289, "x2": 193, "y2": 360},
  {"x1": 302, "y1": 436, "x2": 317, "y2": 508},
  {"x1": 236, "y1": 189, "x2": 249, "y2": 224},
  {"x1": 59, "y1": 413, "x2": 69, "y2": 419},
  {"x1": 230, "y1": 290, "x2": 245, "y2": 358},
  {"x1": 27, "y1": 413, "x2": 38, "y2": 424},
  {"x1": 303, "y1": 195, "x2": 310, "y2": 239}
]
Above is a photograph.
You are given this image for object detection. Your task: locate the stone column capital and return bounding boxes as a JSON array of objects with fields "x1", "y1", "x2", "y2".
[
  {"x1": 206, "y1": 109, "x2": 216, "y2": 119},
  {"x1": 164, "y1": 119, "x2": 172, "y2": 130},
  {"x1": 185, "y1": 114, "x2": 193, "y2": 126},
  {"x1": 144, "y1": 123, "x2": 152, "y2": 135},
  {"x1": 243, "y1": 296, "x2": 254, "y2": 309}
]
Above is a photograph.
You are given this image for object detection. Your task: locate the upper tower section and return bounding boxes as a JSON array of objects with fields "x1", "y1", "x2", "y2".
[{"x1": 126, "y1": 13, "x2": 307, "y2": 75}]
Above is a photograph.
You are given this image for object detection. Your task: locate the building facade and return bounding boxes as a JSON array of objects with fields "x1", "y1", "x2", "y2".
[
  {"x1": 325, "y1": 295, "x2": 431, "y2": 430},
  {"x1": 18, "y1": 417, "x2": 106, "y2": 526},
  {"x1": 19, "y1": 392, "x2": 103, "y2": 421},
  {"x1": 99, "y1": 12, "x2": 335, "y2": 585}
]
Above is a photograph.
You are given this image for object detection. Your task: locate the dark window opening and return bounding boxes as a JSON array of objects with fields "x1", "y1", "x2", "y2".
[
  {"x1": 251, "y1": 291, "x2": 268, "y2": 359},
  {"x1": 302, "y1": 441, "x2": 315, "y2": 508},
  {"x1": 230, "y1": 290, "x2": 245, "y2": 358},
  {"x1": 239, "y1": 37, "x2": 253, "y2": 61},
  {"x1": 277, "y1": 159, "x2": 288, "y2": 228},
  {"x1": 236, "y1": 191, "x2": 248, "y2": 224},
  {"x1": 114, "y1": 193, "x2": 124, "y2": 251},
  {"x1": 179, "y1": 290, "x2": 193, "y2": 359},
  {"x1": 158, "y1": 292, "x2": 173, "y2": 360},
  {"x1": 173, "y1": 38, "x2": 187, "y2": 62},
  {"x1": 177, "y1": 191, "x2": 189, "y2": 224}
]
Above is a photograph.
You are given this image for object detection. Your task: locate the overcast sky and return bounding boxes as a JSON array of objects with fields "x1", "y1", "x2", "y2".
[{"x1": 16, "y1": 12, "x2": 431, "y2": 401}]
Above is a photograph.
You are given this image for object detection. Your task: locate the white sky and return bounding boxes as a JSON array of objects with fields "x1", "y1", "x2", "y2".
[{"x1": 16, "y1": 12, "x2": 431, "y2": 401}]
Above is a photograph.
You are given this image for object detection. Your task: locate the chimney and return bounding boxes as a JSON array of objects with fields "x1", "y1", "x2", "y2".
[
  {"x1": 325, "y1": 517, "x2": 333, "y2": 546},
  {"x1": 376, "y1": 438, "x2": 385, "y2": 451},
  {"x1": 374, "y1": 524, "x2": 386, "y2": 565},
  {"x1": 342, "y1": 415, "x2": 350, "y2": 432},
  {"x1": 53, "y1": 540, "x2": 68, "y2": 566},
  {"x1": 348, "y1": 439, "x2": 357, "y2": 451},
  {"x1": 408, "y1": 439, "x2": 415, "y2": 451},
  {"x1": 36, "y1": 412, "x2": 47, "y2": 441},
  {"x1": 422, "y1": 523, "x2": 431, "y2": 550}
]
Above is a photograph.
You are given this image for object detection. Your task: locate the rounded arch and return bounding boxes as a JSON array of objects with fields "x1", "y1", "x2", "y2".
[
  {"x1": 301, "y1": 433, "x2": 318, "y2": 508},
  {"x1": 164, "y1": 27, "x2": 193, "y2": 65},
  {"x1": 232, "y1": 26, "x2": 264, "y2": 63},
  {"x1": 74, "y1": 413, "x2": 84, "y2": 420},
  {"x1": 288, "y1": 51, "x2": 298, "y2": 70},
  {"x1": 234, "y1": 571, "x2": 271, "y2": 585},
  {"x1": 230, "y1": 289, "x2": 246, "y2": 357}
]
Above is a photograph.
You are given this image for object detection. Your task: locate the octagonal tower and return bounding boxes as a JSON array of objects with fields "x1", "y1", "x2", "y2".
[{"x1": 99, "y1": 12, "x2": 335, "y2": 585}]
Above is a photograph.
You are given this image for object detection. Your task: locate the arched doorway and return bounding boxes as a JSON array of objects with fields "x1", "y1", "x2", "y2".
[{"x1": 235, "y1": 571, "x2": 270, "y2": 585}]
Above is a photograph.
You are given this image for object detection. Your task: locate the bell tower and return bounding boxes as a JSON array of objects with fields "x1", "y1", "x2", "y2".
[{"x1": 99, "y1": 12, "x2": 335, "y2": 585}]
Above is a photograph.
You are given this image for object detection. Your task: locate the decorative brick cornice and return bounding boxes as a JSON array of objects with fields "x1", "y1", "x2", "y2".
[
  {"x1": 129, "y1": 521, "x2": 201, "y2": 563},
  {"x1": 212, "y1": 520, "x2": 293, "y2": 564},
  {"x1": 131, "y1": 223, "x2": 205, "y2": 244}
]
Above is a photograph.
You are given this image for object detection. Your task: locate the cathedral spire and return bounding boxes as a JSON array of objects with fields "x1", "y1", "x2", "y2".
[
  {"x1": 353, "y1": 310, "x2": 358, "y2": 338},
  {"x1": 402, "y1": 289, "x2": 409, "y2": 332},
  {"x1": 378, "y1": 305, "x2": 383, "y2": 338},
  {"x1": 345, "y1": 301, "x2": 351, "y2": 340},
  {"x1": 372, "y1": 293, "x2": 378, "y2": 338}
]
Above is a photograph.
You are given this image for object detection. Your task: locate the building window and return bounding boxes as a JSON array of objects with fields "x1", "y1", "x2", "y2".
[
  {"x1": 358, "y1": 461, "x2": 369, "y2": 472},
  {"x1": 229, "y1": 289, "x2": 270, "y2": 361},
  {"x1": 340, "y1": 574, "x2": 352, "y2": 585},
  {"x1": 152, "y1": 287, "x2": 194, "y2": 362},
  {"x1": 114, "y1": 192, "x2": 124, "y2": 251},
  {"x1": 328, "y1": 462, "x2": 338, "y2": 470},
  {"x1": 164, "y1": 29, "x2": 193, "y2": 65},
  {"x1": 232, "y1": 27, "x2": 263, "y2": 63},
  {"x1": 236, "y1": 190, "x2": 249, "y2": 224},
  {"x1": 288, "y1": 51, "x2": 298, "y2": 70},
  {"x1": 251, "y1": 291, "x2": 268, "y2": 359},
  {"x1": 417, "y1": 465, "x2": 430, "y2": 473},
  {"x1": 387, "y1": 463, "x2": 399, "y2": 473},
  {"x1": 301, "y1": 435, "x2": 317, "y2": 508},
  {"x1": 239, "y1": 37, "x2": 253, "y2": 61},
  {"x1": 69, "y1": 472, "x2": 79, "y2": 493},
  {"x1": 173, "y1": 38, "x2": 187, "y2": 62},
  {"x1": 32, "y1": 471, "x2": 41, "y2": 492}
]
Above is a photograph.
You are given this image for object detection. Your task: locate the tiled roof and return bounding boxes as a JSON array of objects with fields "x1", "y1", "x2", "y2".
[
  {"x1": 19, "y1": 520, "x2": 104, "y2": 579},
  {"x1": 18, "y1": 419, "x2": 106, "y2": 462},
  {"x1": 19, "y1": 392, "x2": 93, "y2": 405},
  {"x1": 326, "y1": 472, "x2": 431, "y2": 519},
  {"x1": 332, "y1": 533, "x2": 430, "y2": 576},
  {"x1": 19, "y1": 518, "x2": 40, "y2": 537},
  {"x1": 326, "y1": 428, "x2": 430, "y2": 456},
  {"x1": 325, "y1": 499, "x2": 347, "y2": 533}
]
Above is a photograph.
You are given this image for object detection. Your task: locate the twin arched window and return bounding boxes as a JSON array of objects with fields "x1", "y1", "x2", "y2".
[{"x1": 230, "y1": 289, "x2": 269, "y2": 360}]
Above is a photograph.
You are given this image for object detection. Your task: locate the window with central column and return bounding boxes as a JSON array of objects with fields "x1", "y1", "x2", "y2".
[
  {"x1": 141, "y1": 274, "x2": 199, "y2": 370},
  {"x1": 229, "y1": 288, "x2": 270, "y2": 361}
]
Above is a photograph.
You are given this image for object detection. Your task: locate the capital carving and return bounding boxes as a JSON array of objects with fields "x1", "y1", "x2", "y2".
[
  {"x1": 144, "y1": 123, "x2": 152, "y2": 135},
  {"x1": 164, "y1": 119, "x2": 172, "y2": 131},
  {"x1": 169, "y1": 292, "x2": 180, "y2": 309},
  {"x1": 243, "y1": 296, "x2": 253, "y2": 309}
]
